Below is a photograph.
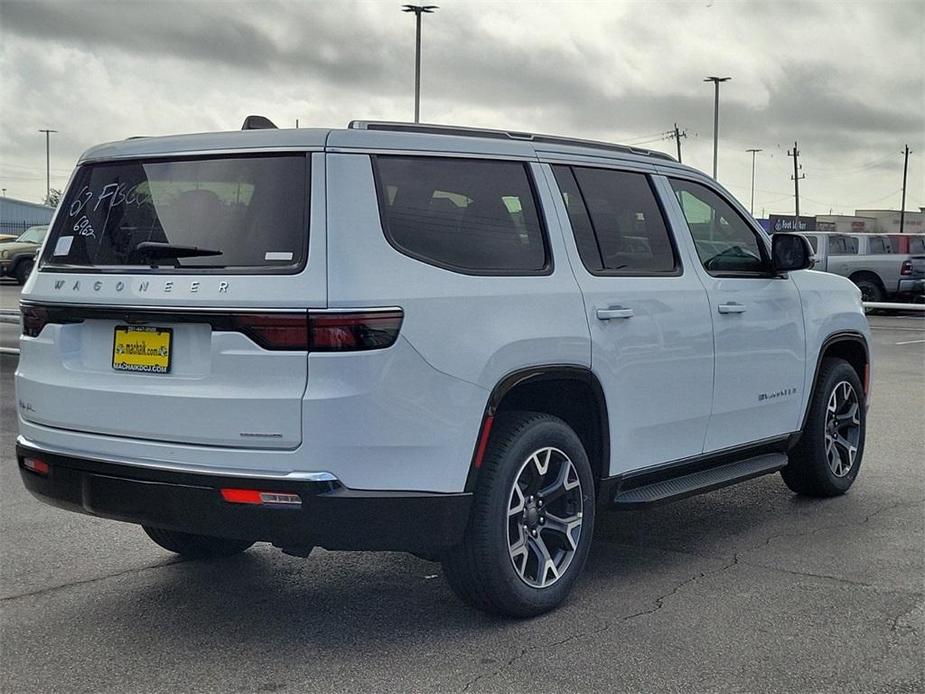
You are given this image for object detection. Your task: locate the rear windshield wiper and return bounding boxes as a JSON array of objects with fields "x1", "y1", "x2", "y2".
[{"x1": 133, "y1": 242, "x2": 223, "y2": 259}]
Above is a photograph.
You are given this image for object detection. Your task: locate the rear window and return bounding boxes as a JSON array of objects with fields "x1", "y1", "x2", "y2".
[
  {"x1": 42, "y1": 154, "x2": 309, "y2": 272},
  {"x1": 373, "y1": 156, "x2": 548, "y2": 275}
]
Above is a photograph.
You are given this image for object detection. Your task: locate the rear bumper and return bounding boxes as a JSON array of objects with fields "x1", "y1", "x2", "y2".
[
  {"x1": 897, "y1": 278, "x2": 924, "y2": 296},
  {"x1": 16, "y1": 442, "x2": 472, "y2": 553}
]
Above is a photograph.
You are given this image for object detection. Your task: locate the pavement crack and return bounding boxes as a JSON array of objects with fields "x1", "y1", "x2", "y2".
[
  {"x1": 888, "y1": 602, "x2": 923, "y2": 638},
  {"x1": 733, "y1": 559, "x2": 874, "y2": 587},
  {"x1": 621, "y1": 556, "x2": 739, "y2": 623},
  {"x1": 460, "y1": 621, "x2": 613, "y2": 692},
  {"x1": 0, "y1": 559, "x2": 186, "y2": 602},
  {"x1": 738, "y1": 497, "x2": 925, "y2": 560}
]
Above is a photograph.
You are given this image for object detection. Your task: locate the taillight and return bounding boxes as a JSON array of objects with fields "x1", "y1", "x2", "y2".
[
  {"x1": 900, "y1": 260, "x2": 913, "y2": 276},
  {"x1": 231, "y1": 313, "x2": 310, "y2": 350},
  {"x1": 309, "y1": 311, "x2": 403, "y2": 352},
  {"x1": 229, "y1": 310, "x2": 402, "y2": 351},
  {"x1": 21, "y1": 305, "x2": 49, "y2": 337}
]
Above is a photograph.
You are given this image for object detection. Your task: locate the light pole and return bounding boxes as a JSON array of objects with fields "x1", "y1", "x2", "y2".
[
  {"x1": 38, "y1": 128, "x2": 58, "y2": 204},
  {"x1": 402, "y1": 4, "x2": 438, "y2": 123},
  {"x1": 704, "y1": 76, "x2": 730, "y2": 180},
  {"x1": 746, "y1": 148, "x2": 762, "y2": 216}
]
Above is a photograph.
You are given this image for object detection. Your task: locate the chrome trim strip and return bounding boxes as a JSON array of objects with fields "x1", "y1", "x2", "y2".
[
  {"x1": 19, "y1": 300, "x2": 402, "y2": 314},
  {"x1": 16, "y1": 435, "x2": 339, "y2": 482}
]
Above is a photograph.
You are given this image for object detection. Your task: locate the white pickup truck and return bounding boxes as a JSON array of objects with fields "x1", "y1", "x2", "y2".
[{"x1": 801, "y1": 232, "x2": 925, "y2": 303}]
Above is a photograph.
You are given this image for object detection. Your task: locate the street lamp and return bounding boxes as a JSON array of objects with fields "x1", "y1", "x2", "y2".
[
  {"x1": 38, "y1": 128, "x2": 58, "y2": 204},
  {"x1": 704, "y1": 76, "x2": 730, "y2": 180},
  {"x1": 746, "y1": 148, "x2": 763, "y2": 216},
  {"x1": 402, "y1": 4, "x2": 438, "y2": 123}
]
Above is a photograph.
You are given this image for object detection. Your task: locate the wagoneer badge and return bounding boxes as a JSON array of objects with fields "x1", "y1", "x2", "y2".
[{"x1": 51, "y1": 279, "x2": 230, "y2": 294}]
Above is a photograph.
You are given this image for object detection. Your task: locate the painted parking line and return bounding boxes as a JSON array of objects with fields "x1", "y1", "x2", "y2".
[{"x1": 895, "y1": 338, "x2": 925, "y2": 345}]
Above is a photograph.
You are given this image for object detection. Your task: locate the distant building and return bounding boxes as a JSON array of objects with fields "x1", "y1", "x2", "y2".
[
  {"x1": 765, "y1": 209, "x2": 924, "y2": 235},
  {"x1": 815, "y1": 215, "x2": 876, "y2": 233},
  {"x1": 0, "y1": 196, "x2": 55, "y2": 235},
  {"x1": 854, "y1": 209, "x2": 925, "y2": 234}
]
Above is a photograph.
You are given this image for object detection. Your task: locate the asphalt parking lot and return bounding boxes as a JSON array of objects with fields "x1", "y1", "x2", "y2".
[{"x1": 0, "y1": 280, "x2": 922, "y2": 693}]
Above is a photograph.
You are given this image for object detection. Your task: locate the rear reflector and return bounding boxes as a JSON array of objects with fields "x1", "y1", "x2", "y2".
[
  {"x1": 473, "y1": 415, "x2": 495, "y2": 469},
  {"x1": 220, "y1": 488, "x2": 302, "y2": 507},
  {"x1": 22, "y1": 457, "x2": 49, "y2": 476}
]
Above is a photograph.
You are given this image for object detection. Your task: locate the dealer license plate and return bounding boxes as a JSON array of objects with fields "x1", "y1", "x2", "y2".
[{"x1": 112, "y1": 326, "x2": 172, "y2": 374}]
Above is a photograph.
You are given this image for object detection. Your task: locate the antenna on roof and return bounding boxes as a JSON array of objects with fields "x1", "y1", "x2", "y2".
[{"x1": 242, "y1": 115, "x2": 278, "y2": 130}]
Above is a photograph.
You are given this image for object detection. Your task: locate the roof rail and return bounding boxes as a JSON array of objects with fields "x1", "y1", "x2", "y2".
[{"x1": 347, "y1": 120, "x2": 676, "y2": 162}]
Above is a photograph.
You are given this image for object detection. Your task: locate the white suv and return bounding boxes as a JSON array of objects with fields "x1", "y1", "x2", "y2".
[{"x1": 15, "y1": 120, "x2": 871, "y2": 617}]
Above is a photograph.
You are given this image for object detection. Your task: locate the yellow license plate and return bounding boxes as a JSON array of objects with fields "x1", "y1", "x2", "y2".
[{"x1": 112, "y1": 326, "x2": 173, "y2": 374}]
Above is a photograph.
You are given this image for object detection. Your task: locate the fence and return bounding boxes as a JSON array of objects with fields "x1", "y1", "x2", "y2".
[{"x1": 0, "y1": 221, "x2": 33, "y2": 237}]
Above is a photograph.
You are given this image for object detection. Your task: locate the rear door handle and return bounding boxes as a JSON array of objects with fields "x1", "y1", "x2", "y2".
[
  {"x1": 717, "y1": 302, "x2": 747, "y2": 314},
  {"x1": 596, "y1": 306, "x2": 634, "y2": 320}
]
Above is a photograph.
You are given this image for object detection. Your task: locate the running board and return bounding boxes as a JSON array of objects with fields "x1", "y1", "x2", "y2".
[{"x1": 612, "y1": 453, "x2": 788, "y2": 508}]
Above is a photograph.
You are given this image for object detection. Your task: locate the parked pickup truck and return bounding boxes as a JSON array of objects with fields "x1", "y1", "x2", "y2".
[{"x1": 801, "y1": 231, "x2": 925, "y2": 303}]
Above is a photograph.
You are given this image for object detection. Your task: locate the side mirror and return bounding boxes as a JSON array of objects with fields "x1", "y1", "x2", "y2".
[{"x1": 772, "y1": 233, "x2": 814, "y2": 272}]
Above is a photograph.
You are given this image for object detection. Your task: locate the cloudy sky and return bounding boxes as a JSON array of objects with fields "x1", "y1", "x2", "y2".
[{"x1": 1, "y1": 0, "x2": 922, "y2": 217}]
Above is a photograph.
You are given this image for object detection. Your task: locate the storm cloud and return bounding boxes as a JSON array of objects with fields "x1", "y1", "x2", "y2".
[{"x1": 1, "y1": 0, "x2": 922, "y2": 215}]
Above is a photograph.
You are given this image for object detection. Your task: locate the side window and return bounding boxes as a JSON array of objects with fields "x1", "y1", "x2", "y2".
[
  {"x1": 669, "y1": 179, "x2": 768, "y2": 274},
  {"x1": 911, "y1": 237, "x2": 925, "y2": 254},
  {"x1": 830, "y1": 235, "x2": 858, "y2": 255},
  {"x1": 373, "y1": 156, "x2": 548, "y2": 274},
  {"x1": 805, "y1": 234, "x2": 819, "y2": 253},
  {"x1": 552, "y1": 165, "x2": 678, "y2": 274},
  {"x1": 868, "y1": 236, "x2": 890, "y2": 254}
]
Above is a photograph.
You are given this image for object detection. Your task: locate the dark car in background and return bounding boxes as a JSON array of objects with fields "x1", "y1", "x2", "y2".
[{"x1": 0, "y1": 225, "x2": 47, "y2": 285}]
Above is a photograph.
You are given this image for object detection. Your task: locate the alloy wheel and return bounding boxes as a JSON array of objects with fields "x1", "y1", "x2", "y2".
[
  {"x1": 824, "y1": 381, "x2": 861, "y2": 478},
  {"x1": 507, "y1": 447, "x2": 584, "y2": 588}
]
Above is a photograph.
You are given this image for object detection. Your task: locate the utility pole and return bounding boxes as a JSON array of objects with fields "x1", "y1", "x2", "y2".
[
  {"x1": 704, "y1": 76, "x2": 731, "y2": 179},
  {"x1": 402, "y1": 5, "x2": 438, "y2": 123},
  {"x1": 788, "y1": 141, "x2": 805, "y2": 231},
  {"x1": 670, "y1": 123, "x2": 687, "y2": 162},
  {"x1": 38, "y1": 128, "x2": 58, "y2": 204},
  {"x1": 900, "y1": 145, "x2": 910, "y2": 234},
  {"x1": 746, "y1": 148, "x2": 762, "y2": 216}
]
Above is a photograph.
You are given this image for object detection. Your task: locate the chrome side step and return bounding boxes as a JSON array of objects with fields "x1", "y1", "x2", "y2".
[{"x1": 612, "y1": 453, "x2": 787, "y2": 508}]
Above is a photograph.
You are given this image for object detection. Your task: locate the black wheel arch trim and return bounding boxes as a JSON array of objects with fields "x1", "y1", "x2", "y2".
[
  {"x1": 464, "y1": 364, "x2": 610, "y2": 493},
  {"x1": 796, "y1": 330, "x2": 870, "y2": 437}
]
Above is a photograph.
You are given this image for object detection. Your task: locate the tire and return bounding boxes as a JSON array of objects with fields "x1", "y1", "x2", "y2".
[
  {"x1": 143, "y1": 526, "x2": 254, "y2": 558},
  {"x1": 15, "y1": 258, "x2": 33, "y2": 286},
  {"x1": 782, "y1": 358, "x2": 865, "y2": 497},
  {"x1": 853, "y1": 276, "x2": 884, "y2": 304},
  {"x1": 442, "y1": 412, "x2": 596, "y2": 618}
]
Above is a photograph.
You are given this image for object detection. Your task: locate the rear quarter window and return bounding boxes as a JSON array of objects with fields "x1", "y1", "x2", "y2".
[
  {"x1": 42, "y1": 154, "x2": 309, "y2": 273},
  {"x1": 372, "y1": 156, "x2": 549, "y2": 275}
]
